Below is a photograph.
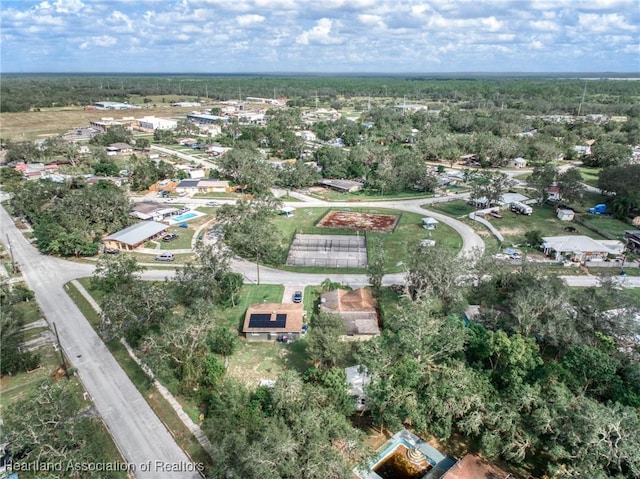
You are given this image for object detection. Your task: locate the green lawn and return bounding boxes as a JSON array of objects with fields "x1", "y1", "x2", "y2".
[
  {"x1": 578, "y1": 216, "x2": 631, "y2": 241},
  {"x1": 575, "y1": 166, "x2": 601, "y2": 188},
  {"x1": 158, "y1": 227, "x2": 195, "y2": 250},
  {"x1": 309, "y1": 188, "x2": 436, "y2": 202},
  {"x1": 427, "y1": 200, "x2": 476, "y2": 217},
  {"x1": 226, "y1": 339, "x2": 312, "y2": 389},
  {"x1": 272, "y1": 207, "x2": 463, "y2": 272}
]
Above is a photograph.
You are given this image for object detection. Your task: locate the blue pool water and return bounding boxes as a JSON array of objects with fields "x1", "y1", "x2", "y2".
[{"x1": 172, "y1": 212, "x2": 198, "y2": 222}]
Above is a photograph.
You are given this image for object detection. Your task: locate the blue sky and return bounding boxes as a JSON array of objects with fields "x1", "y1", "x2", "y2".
[{"x1": 1, "y1": 0, "x2": 638, "y2": 73}]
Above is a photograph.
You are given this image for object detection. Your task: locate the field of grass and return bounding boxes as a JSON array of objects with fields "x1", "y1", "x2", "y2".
[
  {"x1": 309, "y1": 188, "x2": 436, "y2": 202},
  {"x1": 0, "y1": 105, "x2": 196, "y2": 140},
  {"x1": 272, "y1": 207, "x2": 463, "y2": 272},
  {"x1": 578, "y1": 215, "x2": 632, "y2": 241},
  {"x1": 226, "y1": 339, "x2": 311, "y2": 389},
  {"x1": 427, "y1": 200, "x2": 476, "y2": 217},
  {"x1": 575, "y1": 166, "x2": 601, "y2": 188},
  {"x1": 158, "y1": 227, "x2": 195, "y2": 250}
]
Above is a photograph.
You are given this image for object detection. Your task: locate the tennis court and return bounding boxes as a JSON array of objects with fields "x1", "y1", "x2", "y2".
[{"x1": 286, "y1": 234, "x2": 368, "y2": 268}]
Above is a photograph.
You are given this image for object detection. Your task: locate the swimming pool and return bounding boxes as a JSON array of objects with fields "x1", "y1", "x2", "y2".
[{"x1": 172, "y1": 212, "x2": 198, "y2": 222}]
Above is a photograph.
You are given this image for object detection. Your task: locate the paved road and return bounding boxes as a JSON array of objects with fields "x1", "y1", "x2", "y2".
[
  {"x1": 0, "y1": 208, "x2": 201, "y2": 479},
  {"x1": 150, "y1": 145, "x2": 218, "y2": 170}
]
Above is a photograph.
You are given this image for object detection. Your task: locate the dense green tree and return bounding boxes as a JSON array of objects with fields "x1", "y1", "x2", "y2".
[
  {"x1": 366, "y1": 236, "x2": 385, "y2": 295},
  {"x1": 172, "y1": 244, "x2": 241, "y2": 306},
  {"x1": 585, "y1": 142, "x2": 632, "y2": 167},
  {"x1": 557, "y1": 167, "x2": 586, "y2": 204},
  {"x1": 0, "y1": 284, "x2": 41, "y2": 374},
  {"x1": 90, "y1": 125, "x2": 132, "y2": 147},
  {"x1": 306, "y1": 311, "x2": 349, "y2": 369},
  {"x1": 0, "y1": 166, "x2": 25, "y2": 192},
  {"x1": 469, "y1": 171, "x2": 514, "y2": 207},
  {"x1": 598, "y1": 164, "x2": 640, "y2": 218},
  {"x1": 405, "y1": 243, "x2": 475, "y2": 314},
  {"x1": 276, "y1": 160, "x2": 322, "y2": 189},
  {"x1": 314, "y1": 146, "x2": 350, "y2": 179},
  {"x1": 91, "y1": 254, "x2": 144, "y2": 292},
  {"x1": 3, "y1": 379, "x2": 126, "y2": 479},
  {"x1": 528, "y1": 163, "x2": 557, "y2": 205}
]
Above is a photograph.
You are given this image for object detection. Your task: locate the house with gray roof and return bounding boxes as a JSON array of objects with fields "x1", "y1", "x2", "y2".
[
  {"x1": 103, "y1": 221, "x2": 168, "y2": 251},
  {"x1": 542, "y1": 235, "x2": 624, "y2": 262}
]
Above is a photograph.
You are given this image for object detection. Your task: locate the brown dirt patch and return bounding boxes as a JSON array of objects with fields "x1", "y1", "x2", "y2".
[{"x1": 317, "y1": 211, "x2": 399, "y2": 232}]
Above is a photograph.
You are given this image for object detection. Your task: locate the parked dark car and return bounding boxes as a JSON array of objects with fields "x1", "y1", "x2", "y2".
[
  {"x1": 103, "y1": 247, "x2": 120, "y2": 254},
  {"x1": 292, "y1": 291, "x2": 303, "y2": 303},
  {"x1": 162, "y1": 233, "x2": 179, "y2": 242}
]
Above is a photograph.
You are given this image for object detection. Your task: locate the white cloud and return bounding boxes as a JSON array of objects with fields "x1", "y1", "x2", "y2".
[
  {"x1": 297, "y1": 18, "x2": 344, "y2": 45},
  {"x1": 236, "y1": 14, "x2": 265, "y2": 26},
  {"x1": 80, "y1": 35, "x2": 117, "y2": 49},
  {"x1": 530, "y1": 20, "x2": 560, "y2": 32},
  {"x1": 53, "y1": 0, "x2": 84, "y2": 14},
  {"x1": 578, "y1": 12, "x2": 636, "y2": 33}
]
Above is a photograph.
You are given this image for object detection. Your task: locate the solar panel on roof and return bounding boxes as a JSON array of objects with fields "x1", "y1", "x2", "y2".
[{"x1": 248, "y1": 313, "x2": 287, "y2": 329}]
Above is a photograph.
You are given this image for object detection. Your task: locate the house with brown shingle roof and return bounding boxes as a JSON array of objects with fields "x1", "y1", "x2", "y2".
[
  {"x1": 242, "y1": 303, "x2": 305, "y2": 342},
  {"x1": 319, "y1": 288, "x2": 380, "y2": 340}
]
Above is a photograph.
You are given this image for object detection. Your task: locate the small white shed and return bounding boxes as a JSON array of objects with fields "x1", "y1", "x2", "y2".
[
  {"x1": 281, "y1": 206, "x2": 296, "y2": 218},
  {"x1": 422, "y1": 217, "x2": 439, "y2": 230},
  {"x1": 557, "y1": 208, "x2": 575, "y2": 221}
]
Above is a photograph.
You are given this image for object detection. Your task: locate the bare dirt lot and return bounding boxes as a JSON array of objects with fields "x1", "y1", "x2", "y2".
[{"x1": 317, "y1": 211, "x2": 399, "y2": 232}]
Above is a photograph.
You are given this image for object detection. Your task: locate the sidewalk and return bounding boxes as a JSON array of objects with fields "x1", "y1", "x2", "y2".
[{"x1": 70, "y1": 280, "x2": 215, "y2": 461}]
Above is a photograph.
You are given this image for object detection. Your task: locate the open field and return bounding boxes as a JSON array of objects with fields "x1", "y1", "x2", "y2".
[
  {"x1": 0, "y1": 105, "x2": 198, "y2": 141},
  {"x1": 309, "y1": 188, "x2": 437, "y2": 202},
  {"x1": 575, "y1": 166, "x2": 602, "y2": 188},
  {"x1": 427, "y1": 199, "x2": 476, "y2": 217},
  {"x1": 226, "y1": 340, "x2": 311, "y2": 389}
]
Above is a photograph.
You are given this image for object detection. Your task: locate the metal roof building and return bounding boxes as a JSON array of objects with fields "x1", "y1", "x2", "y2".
[{"x1": 104, "y1": 221, "x2": 168, "y2": 250}]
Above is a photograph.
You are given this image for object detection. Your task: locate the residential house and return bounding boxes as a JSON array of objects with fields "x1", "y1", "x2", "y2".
[
  {"x1": 175, "y1": 179, "x2": 200, "y2": 195},
  {"x1": 345, "y1": 365, "x2": 371, "y2": 411},
  {"x1": 542, "y1": 235, "x2": 625, "y2": 262},
  {"x1": 442, "y1": 454, "x2": 511, "y2": 479},
  {"x1": 197, "y1": 179, "x2": 230, "y2": 193},
  {"x1": 624, "y1": 230, "x2": 640, "y2": 254},
  {"x1": 130, "y1": 201, "x2": 179, "y2": 221},
  {"x1": 242, "y1": 303, "x2": 305, "y2": 342},
  {"x1": 107, "y1": 143, "x2": 133, "y2": 155},
  {"x1": 546, "y1": 185, "x2": 561, "y2": 202},
  {"x1": 319, "y1": 288, "x2": 380, "y2": 340},
  {"x1": 507, "y1": 157, "x2": 528, "y2": 168},
  {"x1": 319, "y1": 179, "x2": 364, "y2": 193},
  {"x1": 188, "y1": 169, "x2": 206, "y2": 179},
  {"x1": 103, "y1": 221, "x2": 168, "y2": 251}
]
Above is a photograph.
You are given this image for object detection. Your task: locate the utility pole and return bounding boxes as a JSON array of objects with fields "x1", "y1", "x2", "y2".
[
  {"x1": 6, "y1": 234, "x2": 16, "y2": 274},
  {"x1": 53, "y1": 322, "x2": 69, "y2": 379}
]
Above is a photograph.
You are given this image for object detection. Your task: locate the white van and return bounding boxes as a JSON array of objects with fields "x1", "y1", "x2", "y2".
[{"x1": 155, "y1": 252, "x2": 175, "y2": 261}]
